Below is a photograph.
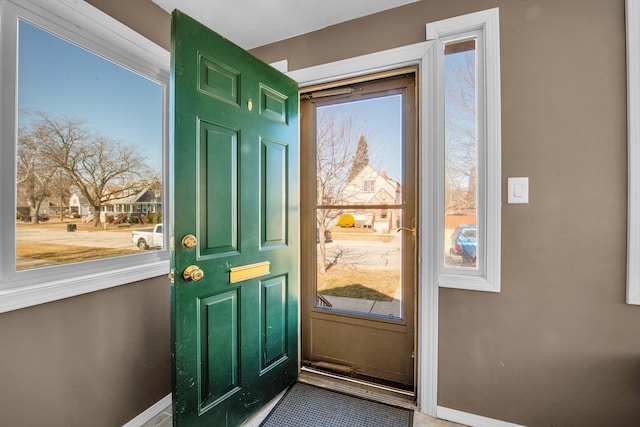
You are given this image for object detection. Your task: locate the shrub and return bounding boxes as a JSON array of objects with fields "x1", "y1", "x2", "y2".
[
  {"x1": 146, "y1": 212, "x2": 162, "y2": 224},
  {"x1": 337, "y1": 213, "x2": 355, "y2": 228}
]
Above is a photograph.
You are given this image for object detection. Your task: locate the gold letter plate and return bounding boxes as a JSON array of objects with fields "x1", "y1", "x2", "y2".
[{"x1": 229, "y1": 261, "x2": 271, "y2": 284}]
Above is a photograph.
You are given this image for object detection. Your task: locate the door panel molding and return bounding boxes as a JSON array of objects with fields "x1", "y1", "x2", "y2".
[
  {"x1": 198, "y1": 119, "x2": 239, "y2": 256},
  {"x1": 197, "y1": 290, "x2": 240, "y2": 413},
  {"x1": 261, "y1": 138, "x2": 288, "y2": 248}
]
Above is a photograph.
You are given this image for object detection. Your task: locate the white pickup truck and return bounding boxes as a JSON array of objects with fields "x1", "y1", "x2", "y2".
[{"x1": 132, "y1": 223, "x2": 163, "y2": 250}]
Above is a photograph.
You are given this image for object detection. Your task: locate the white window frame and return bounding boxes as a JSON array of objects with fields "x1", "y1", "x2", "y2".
[
  {"x1": 363, "y1": 180, "x2": 375, "y2": 193},
  {"x1": 627, "y1": 0, "x2": 640, "y2": 304},
  {"x1": 427, "y1": 8, "x2": 502, "y2": 292},
  {"x1": 0, "y1": 0, "x2": 170, "y2": 313}
]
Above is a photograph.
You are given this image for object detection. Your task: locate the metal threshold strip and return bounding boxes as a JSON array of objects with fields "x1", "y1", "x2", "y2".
[{"x1": 300, "y1": 366, "x2": 415, "y2": 398}]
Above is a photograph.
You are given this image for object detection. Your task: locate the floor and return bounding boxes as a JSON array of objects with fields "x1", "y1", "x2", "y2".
[
  {"x1": 142, "y1": 390, "x2": 464, "y2": 427},
  {"x1": 142, "y1": 404, "x2": 463, "y2": 427}
]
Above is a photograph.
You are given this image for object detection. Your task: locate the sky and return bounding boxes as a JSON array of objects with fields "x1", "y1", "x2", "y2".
[
  {"x1": 17, "y1": 19, "x2": 164, "y2": 171},
  {"x1": 319, "y1": 95, "x2": 403, "y2": 182}
]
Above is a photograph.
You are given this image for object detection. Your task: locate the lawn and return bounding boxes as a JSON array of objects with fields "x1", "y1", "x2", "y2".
[
  {"x1": 317, "y1": 264, "x2": 400, "y2": 301},
  {"x1": 328, "y1": 227, "x2": 395, "y2": 243},
  {"x1": 16, "y1": 242, "x2": 139, "y2": 270}
]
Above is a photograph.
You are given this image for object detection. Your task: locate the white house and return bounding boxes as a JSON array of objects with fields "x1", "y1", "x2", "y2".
[{"x1": 340, "y1": 165, "x2": 401, "y2": 232}]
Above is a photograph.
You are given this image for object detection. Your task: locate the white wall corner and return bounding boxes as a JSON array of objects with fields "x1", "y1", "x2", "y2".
[{"x1": 626, "y1": 0, "x2": 640, "y2": 305}]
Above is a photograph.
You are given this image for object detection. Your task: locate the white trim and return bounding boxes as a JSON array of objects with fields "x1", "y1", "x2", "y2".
[
  {"x1": 289, "y1": 41, "x2": 439, "y2": 416},
  {"x1": 426, "y1": 8, "x2": 499, "y2": 41},
  {"x1": 427, "y1": 8, "x2": 502, "y2": 293},
  {"x1": 0, "y1": 0, "x2": 170, "y2": 313},
  {"x1": 627, "y1": 0, "x2": 640, "y2": 304},
  {"x1": 437, "y1": 406, "x2": 526, "y2": 427},
  {"x1": 0, "y1": 261, "x2": 169, "y2": 313},
  {"x1": 122, "y1": 393, "x2": 172, "y2": 427},
  {"x1": 289, "y1": 42, "x2": 436, "y2": 88}
]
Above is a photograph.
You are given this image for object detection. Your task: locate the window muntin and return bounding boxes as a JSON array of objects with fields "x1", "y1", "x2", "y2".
[
  {"x1": 0, "y1": 0, "x2": 169, "y2": 311},
  {"x1": 363, "y1": 180, "x2": 376, "y2": 193}
]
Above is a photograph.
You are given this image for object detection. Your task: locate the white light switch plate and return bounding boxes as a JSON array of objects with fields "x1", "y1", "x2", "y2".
[{"x1": 508, "y1": 177, "x2": 529, "y2": 204}]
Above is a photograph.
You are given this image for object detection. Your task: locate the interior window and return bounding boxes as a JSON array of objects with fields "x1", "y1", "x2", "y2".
[
  {"x1": 16, "y1": 19, "x2": 164, "y2": 271},
  {"x1": 0, "y1": 0, "x2": 169, "y2": 312},
  {"x1": 427, "y1": 7, "x2": 501, "y2": 292},
  {"x1": 443, "y1": 38, "x2": 478, "y2": 269}
]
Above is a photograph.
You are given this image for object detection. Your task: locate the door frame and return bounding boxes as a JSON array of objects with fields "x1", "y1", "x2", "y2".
[{"x1": 288, "y1": 40, "x2": 439, "y2": 416}]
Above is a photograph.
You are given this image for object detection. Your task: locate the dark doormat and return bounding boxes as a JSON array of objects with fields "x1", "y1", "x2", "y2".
[{"x1": 259, "y1": 382, "x2": 413, "y2": 427}]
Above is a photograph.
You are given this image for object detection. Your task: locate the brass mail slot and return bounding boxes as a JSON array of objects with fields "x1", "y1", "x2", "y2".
[{"x1": 229, "y1": 261, "x2": 270, "y2": 284}]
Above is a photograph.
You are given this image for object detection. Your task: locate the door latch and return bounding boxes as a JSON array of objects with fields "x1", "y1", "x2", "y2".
[
  {"x1": 183, "y1": 265, "x2": 204, "y2": 282},
  {"x1": 396, "y1": 227, "x2": 416, "y2": 237}
]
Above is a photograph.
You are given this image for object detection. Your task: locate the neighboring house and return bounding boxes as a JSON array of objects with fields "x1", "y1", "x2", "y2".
[
  {"x1": 103, "y1": 186, "x2": 162, "y2": 216},
  {"x1": 70, "y1": 184, "x2": 163, "y2": 222},
  {"x1": 340, "y1": 165, "x2": 401, "y2": 232},
  {"x1": 68, "y1": 192, "x2": 91, "y2": 216},
  {"x1": 16, "y1": 196, "x2": 62, "y2": 218}
]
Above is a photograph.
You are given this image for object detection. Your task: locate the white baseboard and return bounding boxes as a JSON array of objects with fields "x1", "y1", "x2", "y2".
[
  {"x1": 122, "y1": 393, "x2": 172, "y2": 427},
  {"x1": 437, "y1": 406, "x2": 526, "y2": 427}
]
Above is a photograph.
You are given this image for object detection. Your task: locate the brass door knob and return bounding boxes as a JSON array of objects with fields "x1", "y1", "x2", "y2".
[
  {"x1": 183, "y1": 265, "x2": 204, "y2": 282},
  {"x1": 181, "y1": 234, "x2": 197, "y2": 249}
]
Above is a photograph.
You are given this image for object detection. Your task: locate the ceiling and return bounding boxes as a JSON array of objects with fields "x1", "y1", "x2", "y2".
[{"x1": 151, "y1": 0, "x2": 419, "y2": 50}]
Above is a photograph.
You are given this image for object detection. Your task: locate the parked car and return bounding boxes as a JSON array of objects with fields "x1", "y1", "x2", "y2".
[
  {"x1": 449, "y1": 224, "x2": 476, "y2": 265},
  {"x1": 21, "y1": 213, "x2": 49, "y2": 222},
  {"x1": 132, "y1": 223, "x2": 163, "y2": 250},
  {"x1": 316, "y1": 228, "x2": 333, "y2": 243}
]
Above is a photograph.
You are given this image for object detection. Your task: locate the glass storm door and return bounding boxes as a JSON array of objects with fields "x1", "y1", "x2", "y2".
[
  {"x1": 171, "y1": 11, "x2": 299, "y2": 426},
  {"x1": 300, "y1": 72, "x2": 417, "y2": 391}
]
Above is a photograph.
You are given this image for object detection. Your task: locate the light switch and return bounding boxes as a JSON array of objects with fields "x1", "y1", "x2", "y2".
[{"x1": 508, "y1": 177, "x2": 529, "y2": 204}]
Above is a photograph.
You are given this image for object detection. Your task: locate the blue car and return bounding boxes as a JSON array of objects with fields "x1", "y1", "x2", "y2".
[{"x1": 449, "y1": 224, "x2": 476, "y2": 265}]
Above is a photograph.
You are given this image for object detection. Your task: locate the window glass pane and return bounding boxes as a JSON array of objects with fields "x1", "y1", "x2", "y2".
[
  {"x1": 444, "y1": 39, "x2": 478, "y2": 269},
  {"x1": 315, "y1": 209, "x2": 403, "y2": 320},
  {"x1": 316, "y1": 96, "x2": 402, "y2": 206},
  {"x1": 16, "y1": 19, "x2": 163, "y2": 271},
  {"x1": 313, "y1": 93, "x2": 405, "y2": 320}
]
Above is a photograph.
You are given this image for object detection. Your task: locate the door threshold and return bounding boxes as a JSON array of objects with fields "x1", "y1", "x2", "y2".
[{"x1": 298, "y1": 367, "x2": 417, "y2": 411}]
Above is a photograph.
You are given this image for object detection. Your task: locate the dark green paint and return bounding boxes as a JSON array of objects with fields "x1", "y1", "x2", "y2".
[{"x1": 171, "y1": 10, "x2": 299, "y2": 426}]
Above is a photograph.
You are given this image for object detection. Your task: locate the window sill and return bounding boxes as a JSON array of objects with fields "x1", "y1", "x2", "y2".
[{"x1": 0, "y1": 260, "x2": 170, "y2": 313}]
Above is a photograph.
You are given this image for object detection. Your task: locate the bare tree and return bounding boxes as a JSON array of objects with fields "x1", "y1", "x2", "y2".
[
  {"x1": 315, "y1": 108, "x2": 364, "y2": 272},
  {"x1": 26, "y1": 112, "x2": 152, "y2": 226},
  {"x1": 445, "y1": 49, "x2": 477, "y2": 215},
  {"x1": 17, "y1": 124, "x2": 60, "y2": 223}
]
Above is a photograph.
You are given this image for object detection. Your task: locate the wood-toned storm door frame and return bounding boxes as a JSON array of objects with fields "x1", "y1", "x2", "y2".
[{"x1": 299, "y1": 69, "x2": 419, "y2": 394}]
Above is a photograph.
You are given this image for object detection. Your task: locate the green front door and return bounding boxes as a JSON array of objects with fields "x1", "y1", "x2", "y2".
[{"x1": 170, "y1": 11, "x2": 299, "y2": 426}]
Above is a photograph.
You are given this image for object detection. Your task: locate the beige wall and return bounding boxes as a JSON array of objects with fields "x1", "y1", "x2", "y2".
[
  {"x1": 0, "y1": 2, "x2": 171, "y2": 426},
  {"x1": 0, "y1": 277, "x2": 170, "y2": 426},
  {"x1": 253, "y1": 1, "x2": 640, "y2": 426},
  {"x1": 3, "y1": 1, "x2": 638, "y2": 426}
]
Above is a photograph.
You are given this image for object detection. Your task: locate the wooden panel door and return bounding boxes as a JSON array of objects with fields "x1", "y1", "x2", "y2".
[{"x1": 170, "y1": 10, "x2": 299, "y2": 426}]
